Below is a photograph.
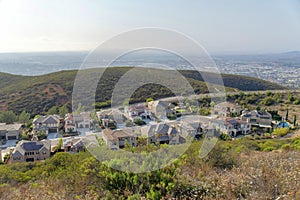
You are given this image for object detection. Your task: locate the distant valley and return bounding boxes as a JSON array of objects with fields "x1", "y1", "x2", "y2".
[{"x1": 0, "y1": 51, "x2": 299, "y2": 88}]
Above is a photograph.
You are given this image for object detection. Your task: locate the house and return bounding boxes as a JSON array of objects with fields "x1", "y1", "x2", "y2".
[
  {"x1": 73, "y1": 112, "x2": 91, "y2": 129},
  {"x1": 7, "y1": 140, "x2": 51, "y2": 164},
  {"x1": 141, "y1": 122, "x2": 179, "y2": 145},
  {"x1": 210, "y1": 118, "x2": 251, "y2": 137},
  {"x1": 241, "y1": 110, "x2": 272, "y2": 128},
  {"x1": 214, "y1": 102, "x2": 242, "y2": 117},
  {"x1": 64, "y1": 114, "x2": 77, "y2": 133},
  {"x1": 178, "y1": 120, "x2": 216, "y2": 141},
  {"x1": 125, "y1": 103, "x2": 152, "y2": 121},
  {"x1": 61, "y1": 137, "x2": 85, "y2": 152},
  {"x1": 0, "y1": 123, "x2": 22, "y2": 141},
  {"x1": 178, "y1": 115, "x2": 214, "y2": 139},
  {"x1": 102, "y1": 129, "x2": 138, "y2": 150},
  {"x1": 97, "y1": 109, "x2": 126, "y2": 128},
  {"x1": 148, "y1": 100, "x2": 173, "y2": 119},
  {"x1": 33, "y1": 115, "x2": 60, "y2": 134}
]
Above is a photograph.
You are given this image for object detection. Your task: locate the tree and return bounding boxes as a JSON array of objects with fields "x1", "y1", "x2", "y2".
[
  {"x1": 59, "y1": 105, "x2": 69, "y2": 117},
  {"x1": 288, "y1": 93, "x2": 295, "y2": 103},
  {"x1": 261, "y1": 97, "x2": 275, "y2": 106},
  {"x1": 0, "y1": 111, "x2": 17, "y2": 124},
  {"x1": 18, "y1": 111, "x2": 31, "y2": 124},
  {"x1": 37, "y1": 131, "x2": 47, "y2": 140},
  {"x1": 126, "y1": 120, "x2": 134, "y2": 127},
  {"x1": 146, "y1": 98, "x2": 154, "y2": 106},
  {"x1": 133, "y1": 118, "x2": 146, "y2": 126},
  {"x1": 47, "y1": 106, "x2": 58, "y2": 115},
  {"x1": 56, "y1": 138, "x2": 63, "y2": 151}
]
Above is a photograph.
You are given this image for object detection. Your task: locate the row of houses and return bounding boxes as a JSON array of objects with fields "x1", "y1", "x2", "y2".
[
  {"x1": 33, "y1": 112, "x2": 91, "y2": 134},
  {"x1": 100, "y1": 112, "x2": 273, "y2": 151},
  {"x1": 96, "y1": 101, "x2": 180, "y2": 129},
  {"x1": 101, "y1": 117, "x2": 220, "y2": 150}
]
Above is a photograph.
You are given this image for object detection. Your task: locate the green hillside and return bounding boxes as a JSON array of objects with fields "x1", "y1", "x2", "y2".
[
  {"x1": 0, "y1": 137, "x2": 299, "y2": 199},
  {"x1": 0, "y1": 67, "x2": 286, "y2": 114}
]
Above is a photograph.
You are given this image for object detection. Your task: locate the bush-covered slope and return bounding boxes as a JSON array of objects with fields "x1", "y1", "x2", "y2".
[{"x1": 0, "y1": 137, "x2": 299, "y2": 199}]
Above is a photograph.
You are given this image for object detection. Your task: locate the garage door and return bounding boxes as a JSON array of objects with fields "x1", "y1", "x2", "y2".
[{"x1": 7, "y1": 136, "x2": 17, "y2": 140}]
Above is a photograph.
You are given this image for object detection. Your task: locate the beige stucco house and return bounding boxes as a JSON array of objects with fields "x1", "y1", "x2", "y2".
[
  {"x1": 7, "y1": 140, "x2": 51, "y2": 164},
  {"x1": 0, "y1": 123, "x2": 22, "y2": 141}
]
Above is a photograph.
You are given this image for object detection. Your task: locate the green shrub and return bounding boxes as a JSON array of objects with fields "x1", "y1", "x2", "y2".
[
  {"x1": 281, "y1": 144, "x2": 292, "y2": 151},
  {"x1": 272, "y1": 128, "x2": 289, "y2": 137}
]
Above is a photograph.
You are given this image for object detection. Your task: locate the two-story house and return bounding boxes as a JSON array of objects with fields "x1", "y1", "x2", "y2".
[
  {"x1": 64, "y1": 114, "x2": 77, "y2": 133},
  {"x1": 33, "y1": 115, "x2": 60, "y2": 134},
  {"x1": 7, "y1": 140, "x2": 51, "y2": 164},
  {"x1": 241, "y1": 110, "x2": 272, "y2": 128},
  {"x1": 97, "y1": 109, "x2": 126, "y2": 128},
  {"x1": 210, "y1": 118, "x2": 251, "y2": 137},
  {"x1": 214, "y1": 102, "x2": 242, "y2": 117},
  {"x1": 148, "y1": 100, "x2": 174, "y2": 119},
  {"x1": 125, "y1": 103, "x2": 152, "y2": 121},
  {"x1": 141, "y1": 122, "x2": 179, "y2": 145},
  {"x1": 73, "y1": 112, "x2": 91, "y2": 129},
  {"x1": 102, "y1": 129, "x2": 138, "y2": 150}
]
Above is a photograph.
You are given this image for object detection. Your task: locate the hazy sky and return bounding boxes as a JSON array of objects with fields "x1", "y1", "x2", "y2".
[{"x1": 0, "y1": 0, "x2": 300, "y2": 54}]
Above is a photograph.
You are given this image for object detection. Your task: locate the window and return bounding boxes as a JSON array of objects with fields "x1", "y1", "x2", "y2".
[{"x1": 13, "y1": 157, "x2": 21, "y2": 160}]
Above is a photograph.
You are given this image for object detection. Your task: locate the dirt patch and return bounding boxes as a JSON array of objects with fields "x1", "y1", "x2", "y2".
[{"x1": 43, "y1": 83, "x2": 67, "y2": 97}]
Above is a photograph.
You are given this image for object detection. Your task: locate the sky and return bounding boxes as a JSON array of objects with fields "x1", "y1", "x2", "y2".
[{"x1": 0, "y1": 0, "x2": 300, "y2": 54}]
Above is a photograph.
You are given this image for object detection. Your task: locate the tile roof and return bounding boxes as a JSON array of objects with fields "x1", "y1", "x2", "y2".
[{"x1": 0, "y1": 123, "x2": 22, "y2": 131}]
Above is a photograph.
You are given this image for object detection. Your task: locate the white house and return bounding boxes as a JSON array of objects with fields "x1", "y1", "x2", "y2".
[
  {"x1": 64, "y1": 114, "x2": 77, "y2": 133},
  {"x1": 241, "y1": 110, "x2": 272, "y2": 128},
  {"x1": 73, "y1": 112, "x2": 91, "y2": 129},
  {"x1": 210, "y1": 118, "x2": 251, "y2": 137}
]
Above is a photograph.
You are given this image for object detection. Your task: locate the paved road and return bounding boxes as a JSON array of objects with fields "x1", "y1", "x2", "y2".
[{"x1": 161, "y1": 89, "x2": 300, "y2": 102}]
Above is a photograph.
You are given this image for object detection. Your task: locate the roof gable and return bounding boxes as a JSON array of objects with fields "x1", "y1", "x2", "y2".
[{"x1": 43, "y1": 115, "x2": 59, "y2": 124}]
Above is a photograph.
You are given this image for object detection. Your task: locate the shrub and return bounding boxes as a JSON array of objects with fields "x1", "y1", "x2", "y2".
[
  {"x1": 220, "y1": 133, "x2": 231, "y2": 141},
  {"x1": 281, "y1": 144, "x2": 292, "y2": 151},
  {"x1": 272, "y1": 128, "x2": 289, "y2": 137}
]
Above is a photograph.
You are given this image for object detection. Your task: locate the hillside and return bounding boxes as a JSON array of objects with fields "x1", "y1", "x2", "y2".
[
  {"x1": 0, "y1": 67, "x2": 286, "y2": 114},
  {"x1": 0, "y1": 137, "x2": 299, "y2": 199}
]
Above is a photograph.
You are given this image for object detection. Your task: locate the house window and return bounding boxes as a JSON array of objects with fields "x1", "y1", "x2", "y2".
[
  {"x1": 42, "y1": 151, "x2": 46, "y2": 155},
  {"x1": 13, "y1": 157, "x2": 21, "y2": 160}
]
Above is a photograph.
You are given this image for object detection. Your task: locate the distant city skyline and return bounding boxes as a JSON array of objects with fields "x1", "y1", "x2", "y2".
[{"x1": 0, "y1": 0, "x2": 300, "y2": 54}]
